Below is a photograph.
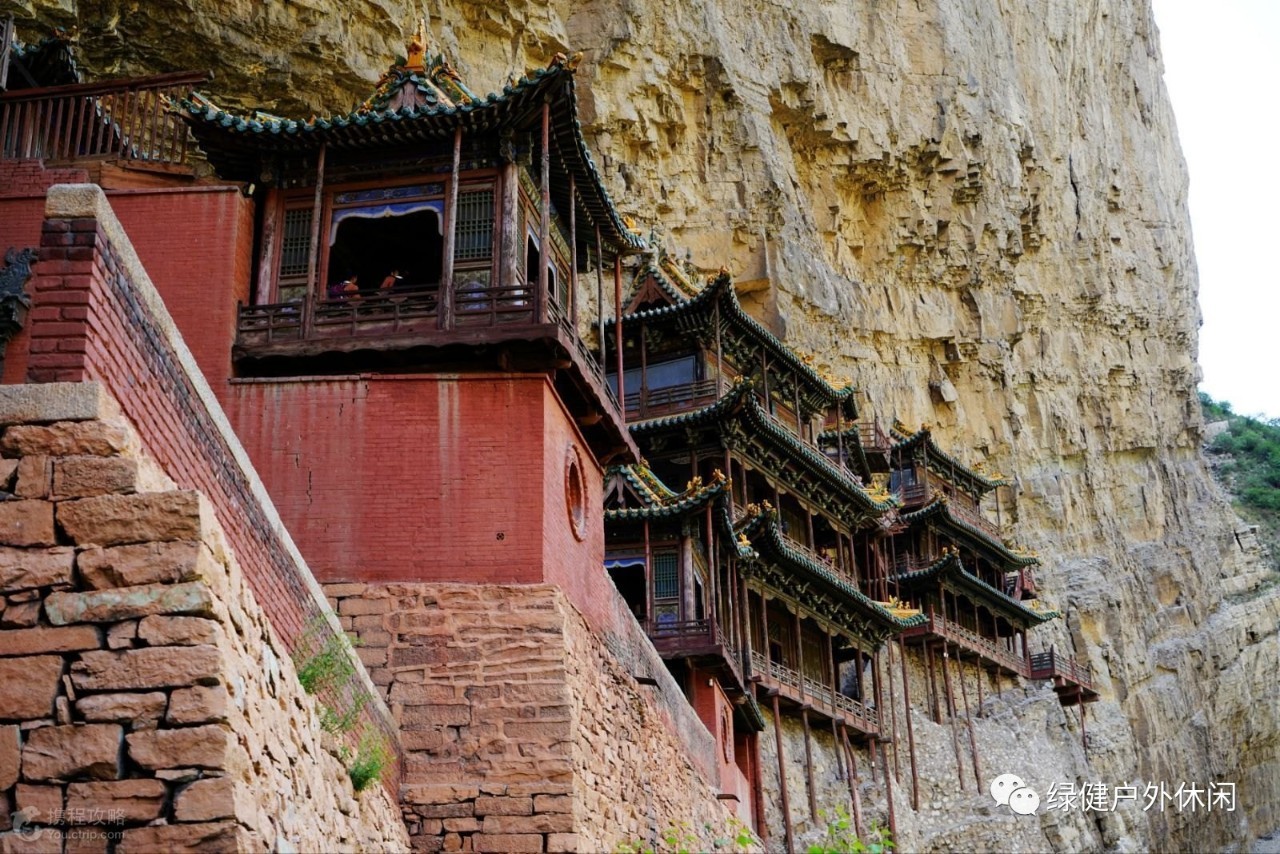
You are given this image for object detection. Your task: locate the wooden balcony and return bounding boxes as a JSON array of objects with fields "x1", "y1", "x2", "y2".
[
  {"x1": 644, "y1": 617, "x2": 743, "y2": 693},
  {"x1": 234, "y1": 283, "x2": 635, "y2": 461},
  {"x1": 900, "y1": 611, "x2": 1027, "y2": 678},
  {"x1": 1028, "y1": 649, "x2": 1098, "y2": 706},
  {"x1": 623, "y1": 378, "x2": 719, "y2": 421},
  {"x1": 1, "y1": 70, "x2": 208, "y2": 168},
  {"x1": 749, "y1": 650, "x2": 880, "y2": 738}
]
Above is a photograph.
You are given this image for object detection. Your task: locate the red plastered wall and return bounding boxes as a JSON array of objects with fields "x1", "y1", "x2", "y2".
[
  {"x1": 690, "y1": 667, "x2": 739, "y2": 794},
  {"x1": 225, "y1": 374, "x2": 553, "y2": 584},
  {"x1": 107, "y1": 188, "x2": 253, "y2": 398}
]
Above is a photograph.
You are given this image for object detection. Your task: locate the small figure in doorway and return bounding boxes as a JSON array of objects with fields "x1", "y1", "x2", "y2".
[{"x1": 341, "y1": 275, "x2": 361, "y2": 303}]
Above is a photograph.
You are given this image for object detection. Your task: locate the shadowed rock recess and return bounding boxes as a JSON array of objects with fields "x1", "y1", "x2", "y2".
[{"x1": 4, "y1": 0, "x2": 1277, "y2": 850}]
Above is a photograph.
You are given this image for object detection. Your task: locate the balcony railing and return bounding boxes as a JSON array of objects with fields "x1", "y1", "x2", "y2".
[
  {"x1": 623, "y1": 378, "x2": 719, "y2": 421},
  {"x1": 1028, "y1": 649, "x2": 1094, "y2": 693},
  {"x1": 1, "y1": 70, "x2": 208, "y2": 166},
  {"x1": 749, "y1": 650, "x2": 879, "y2": 734},
  {"x1": 645, "y1": 618, "x2": 742, "y2": 684},
  {"x1": 945, "y1": 493, "x2": 1002, "y2": 539},
  {"x1": 859, "y1": 420, "x2": 891, "y2": 454},
  {"x1": 911, "y1": 612, "x2": 1027, "y2": 676},
  {"x1": 778, "y1": 530, "x2": 861, "y2": 590}
]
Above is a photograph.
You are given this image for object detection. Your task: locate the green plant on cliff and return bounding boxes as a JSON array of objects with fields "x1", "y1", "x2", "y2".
[
  {"x1": 615, "y1": 816, "x2": 756, "y2": 853},
  {"x1": 807, "y1": 810, "x2": 893, "y2": 854},
  {"x1": 347, "y1": 729, "x2": 392, "y2": 792},
  {"x1": 293, "y1": 615, "x2": 360, "y2": 695},
  {"x1": 1201, "y1": 393, "x2": 1280, "y2": 573},
  {"x1": 319, "y1": 691, "x2": 370, "y2": 736}
]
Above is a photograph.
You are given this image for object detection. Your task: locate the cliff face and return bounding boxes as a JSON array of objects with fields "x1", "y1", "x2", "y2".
[{"x1": 7, "y1": 0, "x2": 1278, "y2": 849}]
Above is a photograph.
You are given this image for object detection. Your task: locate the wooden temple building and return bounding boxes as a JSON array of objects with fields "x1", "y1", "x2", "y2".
[{"x1": 0, "y1": 26, "x2": 1100, "y2": 852}]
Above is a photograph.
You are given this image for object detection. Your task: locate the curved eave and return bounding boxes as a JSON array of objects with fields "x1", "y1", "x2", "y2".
[
  {"x1": 604, "y1": 479, "x2": 728, "y2": 521},
  {"x1": 182, "y1": 65, "x2": 642, "y2": 252},
  {"x1": 610, "y1": 275, "x2": 858, "y2": 414},
  {"x1": 629, "y1": 384, "x2": 894, "y2": 516},
  {"x1": 741, "y1": 514, "x2": 926, "y2": 632},
  {"x1": 893, "y1": 552, "x2": 1057, "y2": 626},
  {"x1": 889, "y1": 425, "x2": 1006, "y2": 498},
  {"x1": 901, "y1": 498, "x2": 1039, "y2": 568}
]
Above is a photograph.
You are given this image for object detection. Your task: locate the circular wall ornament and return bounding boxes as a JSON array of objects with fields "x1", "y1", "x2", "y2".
[{"x1": 565, "y1": 445, "x2": 587, "y2": 541}]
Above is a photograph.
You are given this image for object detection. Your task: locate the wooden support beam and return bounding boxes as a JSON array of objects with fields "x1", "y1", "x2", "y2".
[
  {"x1": 956, "y1": 648, "x2": 982, "y2": 792},
  {"x1": 840, "y1": 725, "x2": 865, "y2": 840},
  {"x1": 801, "y1": 708, "x2": 818, "y2": 821},
  {"x1": 595, "y1": 224, "x2": 605, "y2": 370},
  {"x1": 568, "y1": 173, "x2": 578, "y2": 326},
  {"x1": 772, "y1": 692, "x2": 795, "y2": 854},
  {"x1": 750, "y1": 728, "x2": 768, "y2": 843},
  {"x1": 886, "y1": 643, "x2": 901, "y2": 783},
  {"x1": 940, "y1": 648, "x2": 965, "y2": 789},
  {"x1": 898, "y1": 637, "x2": 920, "y2": 811}
]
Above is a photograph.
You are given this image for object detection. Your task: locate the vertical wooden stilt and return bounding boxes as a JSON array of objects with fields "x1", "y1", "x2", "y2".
[
  {"x1": 772, "y1": 693, "x2": 795, "y2": 854},
  {"x1": 840, "y1": 725, "x2": 865, "y2": 840},
  {"x1": 898, "y1": 637, "x2": 920, "y2": 811},
  {"x1": 1080, "y1": 702, "x2": 1087, "y2": 750},
  {"x1": 801, "y1": 709, "x2": 817, "y2": 820},
  {"x1": 886, "y1": 643, "x2": 901, "y2": 783},
  {"x1": 568, "y1": 173, "x2": 578, "y2": 325},
  {"x1": 956, "y1": 649, "x2": 982, "y2": 791},
  {"x1": 926, "y1": 624, "x2": 940, "y2": 724},
  {"x1": 595, "y1": 225, "x2": 605, "y2": 369},
  {"x1": 831, "y1": 717, "x2": 845, "y2": 782},
  {"x1": 940, "y1": 648, "x2": 964, "y2": 788},
  {"x1": 750, "y1": 727, "x2": 768, "y2": 844}
]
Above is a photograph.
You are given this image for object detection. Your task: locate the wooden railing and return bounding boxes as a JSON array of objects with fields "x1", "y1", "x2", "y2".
[
  {"x1": 897, "y1": 482, "x2": 930, "y2": 506},
  {"x1": 750, "y1": 650, "x2": 879, "y2": 734},
  {"x1": 1028, "y1": 649, "x2": 1094, "y2": 692},
  {"x1": 946, "y1": 493, "x2": 1002, "y2": 539},
  {"x1": 859, "y1": 420, "x2": 891, "y2": 453},
  {"x1": 623, "y1": 378, "x2": 718, "y2": 421},
  {"x1": 923, "y1": 612, "x2": 1027, "y2": 676},
  {"x1": 0, "y1": 70, "x2": 208, "y2": 166},
  {"x1": 778, "y1": 530, "x2": 862, "y2": 590}
]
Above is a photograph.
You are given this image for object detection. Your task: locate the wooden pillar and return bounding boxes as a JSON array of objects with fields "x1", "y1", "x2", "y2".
[
  {"x1": 772, "y1": 692, "x2": 795, "y2": 854},
  {"x1": 256, "y1": 189, "x2": 283, "y2": 305},
  {"x1": 499, "y1": 151, "x2": 520, "y2": 286},
  {"x1": 714, "y1": 300, "x2": 724, "y2": 396},
  {"x1": 595, "y1": 225, "x2": 605, "y2": 368},
  {"x1": 568, "y1": 174, "x2": 578, "y2": 325},
  {"x1": 614, "y1": 255, "x2": 624, "y2": 422},
  {"x1": 537, "y1": 101, "x2": 550, "y2": 321},
  {"x1": 956, "y1": 649, "x2": 982, "y2": 791},
  {"x1": 926, "y1": 627, "x2": 940, "y2": 724},
  {"x1": 750, "y1": 729, "x2": 768, "y2": 843},
  {"x1": 898, "y1": 637, "x2": 920, "y2": 810},
  {"x1": 886, "y1": 642, "x2": 901, "y2": 783},
  {"x1": 440, "y1": 126, "x2": 462, "y2": 329},
  {"x1": 792, "y1": 609, "x2": 804, "y2": 702},
  {"x1": 940, "y1": 649, "x2": 964, "y2": 788},
  {"x1": 801, "y1": 709, "x2": 817, "y2": 820},
  {"x1": 302, "y1": 141, "x2": 326, "y2": 336},
  {"x1": 839, "y1": 725, "x2": 865, "y2": 840}
]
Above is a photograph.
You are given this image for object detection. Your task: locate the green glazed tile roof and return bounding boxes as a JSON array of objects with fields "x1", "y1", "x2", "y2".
[
  {"x1": 609, "y1": 273, "x2": 858, "y2": 416},
  {"x1": 180, "y1": 55, "x2": 643, "y2": 252},
  {"x1": 890, "y1": 549, "x2": 1058, "y2": 625},
  {"x1": 604, "y1": 464, "x2": 728, "y2": 521},
  {"x1": 890, "y1": 421, "x2": 1008, "y2": 497},
  {"x1": 736, "y1": 510, "x2": 926, "y2": 631},
  {"x1": 628, "y1": 379, "x2": 895, "y2": 515},
  {"x1": 899, "y1": 497, "x2": 1040, "y2": 568}
]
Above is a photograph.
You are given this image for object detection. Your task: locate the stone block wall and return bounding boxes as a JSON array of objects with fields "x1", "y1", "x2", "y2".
[
  {"x1": 326, "y1": 582, "x2": 743, "y2": 853},
  {"x1": 0, "y1": 389, "x2": 408, "y2": 852}
]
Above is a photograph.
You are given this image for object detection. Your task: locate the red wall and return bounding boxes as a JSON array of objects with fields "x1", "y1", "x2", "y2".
[
  {"x1": 226, "y1": 373, "x2": 608, "y2": 586},
  {"x1": 0, "y1": 161, "x2": 252, "y2": 394},
  {"x1": 108, "y1": 188, "x2": 254, "y2": 397}
]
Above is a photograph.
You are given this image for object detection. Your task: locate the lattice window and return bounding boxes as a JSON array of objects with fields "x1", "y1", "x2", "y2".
[
  {"x1": 454, "y1": 187, "x2": 494, "y2": 261},
  {"x1": 653, "y1": 551, "x2": 679, "y2": 600},
  {"x1": 279, "y1": 207, "x2": 313, "y2": 279}
]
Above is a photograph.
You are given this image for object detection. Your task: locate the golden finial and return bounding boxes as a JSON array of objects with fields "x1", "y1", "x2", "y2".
[
  {"x1": 565, "y1": 50, "x2": 583, "y2": 70},
  {"x1": 738, "y1": 533, "x2": 751, "y2": 547},
  {"x1": 711, "y1": 468, "x2": 726, "y2": 482},
  {"x1": 761, "y1": 499, "x2": 774, "y2": 512},
  {"x1": 685, "y1": 476, "x2": 703, "y2": 493},
  {"x1": 405, "y1": 19, "x2": 428, "y2": 72}
]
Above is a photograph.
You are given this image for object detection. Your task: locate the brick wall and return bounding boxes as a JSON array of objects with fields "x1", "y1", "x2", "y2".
[
  {"x1": 15, "y1": 183, "x2": 400, "y2": 787},
  {"x1": 0, "y1": 387, "x2": 408, "y2": 851}
]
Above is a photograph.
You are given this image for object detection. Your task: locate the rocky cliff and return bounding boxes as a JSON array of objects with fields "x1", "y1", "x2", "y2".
[{"x1": 5, "y1": 0, "x2": 1277, "y2": 849}]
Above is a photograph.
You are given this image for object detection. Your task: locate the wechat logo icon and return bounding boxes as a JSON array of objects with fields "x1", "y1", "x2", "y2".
[{"x1": 991, "y1": 773, "x2": 1040, "y2": 815}]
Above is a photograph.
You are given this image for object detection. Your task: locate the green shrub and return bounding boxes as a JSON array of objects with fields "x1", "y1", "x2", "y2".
[
  {"x1": 348, "y1": 730, "x2": 392, "y2": 792},
  {"x1": 293, "y1": 617, "x2": 359, "y2": 695}
]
